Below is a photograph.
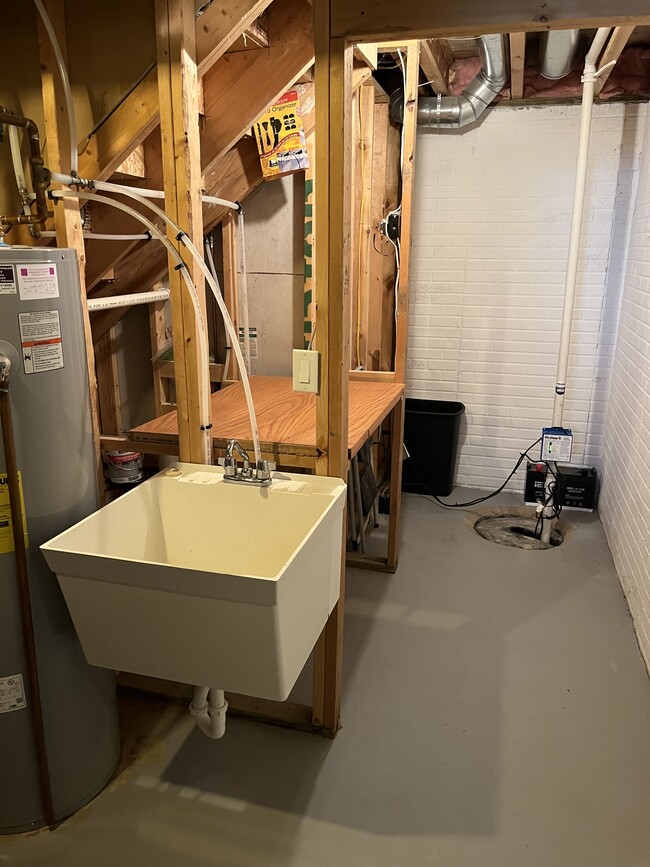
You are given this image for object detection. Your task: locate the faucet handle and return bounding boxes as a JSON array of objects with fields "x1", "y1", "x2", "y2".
[
  {"x1": 256, "y1": 459, "x2": 276, "y2": 481},
  {"x1": 218, "y1": 455, "x2": 237, "y2": 478}
]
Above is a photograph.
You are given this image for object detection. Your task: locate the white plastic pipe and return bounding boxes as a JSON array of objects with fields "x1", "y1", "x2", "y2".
[
  {"x1": 8, "y1": 126, "x2": 31, "y2": 216},
  {"x1": 33, "y1": 0, "x2": 78, "y2": 175},
  {"x1": 189, "y1": 687, "x2": 228, "y2": 739},
  {"x1": 87, "y1": 289, "x2": 170, "y2": 311},
  {"x1": 52, "y1": 189, "x2": 212, "y2": 464},
  {"x1": 41, "y1": 230, "x2": 151, "y2": 241},
  {"x1": 542, "y1": 27, "x2": 612, "y2": 543},
  {"x1": 551, "y1": 26, "x2": 611, "y2": 428},
  {"x1": 89, "y1": 179, "x2": 262, "y2": 465},
  {"x1": 49, "y1": 174, "x2": 239, "y2": 213}
]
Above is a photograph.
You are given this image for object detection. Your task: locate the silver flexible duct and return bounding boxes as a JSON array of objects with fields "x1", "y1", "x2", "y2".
[{"x1": 390, "y1": 34, "x2": 507, "y2": 129}]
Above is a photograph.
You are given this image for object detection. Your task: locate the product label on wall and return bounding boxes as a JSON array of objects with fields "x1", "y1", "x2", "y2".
[
  {"x1": 0, "y1": 472, "x2": 29, "y2": 554},
  {"x1": 18, "y1": 310, "x2": 64, "y2": 374},
  {"x1": 238, "y1": 326, "x2": 258, "y2": 359},
  {"x1": 0, "y1": 265, "x2": 17, "y2": 295},
  {"x1": 0, "y1": 674, "x2": 26, "y2": 714},
  {"x1": 17, "y1": 262, "x2": 59, "y2": 300}
]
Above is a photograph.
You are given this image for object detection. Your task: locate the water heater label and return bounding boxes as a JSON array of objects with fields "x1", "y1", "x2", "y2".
[
  {"x1": 17, "y1": 262, "x2": 60, "y2": 300},
  {"x1": 0, "y1": 472, "x2": 29, "y2": 554},
  {"x1": 18, "y1": 310, "x2": 64, "y2": 375},
  {"x1": 0, "y1": 674, "x2": 26, "y2": 714},
  {"x1": 0, "y1": 264, "x2": 17, "y2": 294}
]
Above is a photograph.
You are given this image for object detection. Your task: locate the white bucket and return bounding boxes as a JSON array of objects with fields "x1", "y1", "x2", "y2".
[{"x1": 105, "y1": 451, "x2": 144, "y2": 485}]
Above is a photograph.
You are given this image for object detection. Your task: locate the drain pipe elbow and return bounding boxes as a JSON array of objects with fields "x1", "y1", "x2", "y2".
[{"x1": 190, "y1": 687, "x2": 228, "y2": 739}]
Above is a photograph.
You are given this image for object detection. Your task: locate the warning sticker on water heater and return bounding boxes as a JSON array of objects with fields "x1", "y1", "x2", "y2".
[
  {"x1": 17, "y1": 262, "x2": 59, "y2": 300},
  {"x1": 0, "y1": 264, "x2": 17, "y2": 294},
  {"x1": 0, "y1": 674, "x2": 26, "y2": 714},
  {"x1": 18, "y1": 310, "x2": 64, "y2": 374}
]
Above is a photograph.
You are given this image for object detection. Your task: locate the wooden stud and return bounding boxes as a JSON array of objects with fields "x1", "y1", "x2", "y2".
[
  {"x1": 37, "y1": 0, "x2": 104, "y2": 496},
  {"x1": 595, "y1": 26, "x2": 635, "y2": 95},
  {"x1": 509, "y1": 32, "x2": 526, "y2": 99},
  {"x1": 312, "y1": 0, "x2": 353, "y2": 734},
  {"x1": 149, "y1": 294, "x2": 169, "y2": 417},
  {"x1": 393, "y1": 42, "x2": 419, "y2": 384},
  {"x1": 330, "y1": 3, "x2": 650, "y2": 43},
  {"x1": 155, "y1": 0, "x2": 210, "y2": 464},
  {"x1": 419, "y1": 39, "x2": 453, "y2": 94},
  {"x1": 95, "y1": 328, "x2": 123, "y2": 436}
]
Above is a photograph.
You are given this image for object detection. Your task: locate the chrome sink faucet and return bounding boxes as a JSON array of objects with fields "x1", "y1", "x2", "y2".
[{"x1": 219, "y1": 439, "x2": 275, "y2": 486}]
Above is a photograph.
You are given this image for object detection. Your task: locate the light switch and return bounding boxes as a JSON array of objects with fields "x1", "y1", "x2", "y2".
[{"x1": 292, "y1": 349, "x2": 319, "y2": 393}]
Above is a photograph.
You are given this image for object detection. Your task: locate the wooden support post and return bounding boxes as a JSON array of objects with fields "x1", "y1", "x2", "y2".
[
  {"x1": 222, "y1": 214, "x2": 240, "y2": 381},
  {"x1": 312, "y1": 1, "x2": 353, "y2": 735},
  {"x1": 419, "y1": 38, "x2": 453, "y2": 94},
  {"x1": 509, "y1": 32, "x2": 526, "y2": 99},
  {"x1": 393, "y1": 42, "x2": 419, "y2": 384},
  {"x1": 387, "y1": 395, "x2": 405, "y2": 569},
  {"x1": 155, "y1": 0, "x2": 210, "y2": 463},
  {"x1": 149, "y1": 293, "x2": 169, "y2": 417},
  {"x1": 95, "y1": 329, "x2": 123, "y2": 436},
  {"x1": 351, "y1": 83, "x2": 375, "y2": 370},
  {"x1": 37, "y1": 0, "x2": 104, "y2": 496},
  {"x1": 595, "y1": 26, "x2": 635, "y2": 95}
]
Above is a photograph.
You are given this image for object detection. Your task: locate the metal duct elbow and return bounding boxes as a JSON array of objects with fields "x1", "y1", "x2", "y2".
[
  {"x1": 390, "y1": 34, "x2": 506, "y2": 129},
  {"x1": 539, "y1": 29, "x2": 580, "y2": 80}
]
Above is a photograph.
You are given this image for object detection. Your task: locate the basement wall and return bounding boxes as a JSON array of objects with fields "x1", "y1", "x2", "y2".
[
  {"x1": 600, "y1": 104, "x2": 650, "y2": 670},
  {"x1": 408, "y1": 102, "x2": 646, "y2": 492}
]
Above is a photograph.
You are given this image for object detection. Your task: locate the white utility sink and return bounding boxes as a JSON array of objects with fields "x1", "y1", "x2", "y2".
[{"x1": 41, "y1": 464, "x2": 346, "y2": 701}]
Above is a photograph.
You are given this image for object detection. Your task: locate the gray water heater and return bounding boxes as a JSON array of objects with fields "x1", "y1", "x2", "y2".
[{"x1": 0, "y1": 246, "x2": 119, "y2": 834}]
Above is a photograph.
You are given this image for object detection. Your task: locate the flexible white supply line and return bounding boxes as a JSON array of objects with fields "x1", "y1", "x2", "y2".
[
  {"x1": 40, "y1": 230, "x2": 151, "y2": 241},
  {"x1": 89, "y1": 179, "x2": 262, "y2": 464},
  {"x1": 50, "y1": 174, "x2": 239, "y2": 213},
  {"x1": 33, "y1": 0, "x2": 78, "y2": 175},
  {"x1": 190, "y1": 687, "x2": 228, "y2": 739},
  {"x1": 87, "y1": 289, "x2": 170, "y2": 312},
  {"x1": 52, "y1": 189, "x2": 212, "y2": 463},
  {"x1": 238, "y1": 211, "x2": 251, "y2": 375},
  {"x1": 541, "y1": 26, "x2": 612, "y2": 543},
  {"x1": 8, "y1": 126, "x2": 31, "y2": 216}
]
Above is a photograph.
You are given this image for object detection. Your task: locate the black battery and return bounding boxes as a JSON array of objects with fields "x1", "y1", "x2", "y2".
[
  {"x1": 524, "y1": 461, "x2": 547, "y2": 504},
  {"x1": 555, "y1": 465, "x2": 598, "y2": 511}
]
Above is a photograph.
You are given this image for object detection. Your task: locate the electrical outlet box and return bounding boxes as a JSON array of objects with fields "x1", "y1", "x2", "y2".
[{"x1": 292, "y1": 349, "x2": 319, "y2": 393}]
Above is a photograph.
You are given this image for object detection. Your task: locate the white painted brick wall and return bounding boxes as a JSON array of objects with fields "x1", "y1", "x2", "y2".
[
  {"x1": 408, "y1": 103, "x2": 646, "y2": 492},
  {"x1": 600, "y1": 104, "x2": 650, "y2": 670}
]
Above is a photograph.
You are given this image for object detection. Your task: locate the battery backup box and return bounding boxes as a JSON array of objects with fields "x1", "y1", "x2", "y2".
[{"x1": 524, "y1": 463, "x2": 598, "y2": 511}]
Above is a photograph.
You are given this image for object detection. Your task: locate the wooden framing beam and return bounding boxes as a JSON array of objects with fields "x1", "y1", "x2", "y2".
[
  {"x1": 155, "y1": 0, "x2": 210, "y2": 464},
  {"x1": 311, "y1": 2, "x2": 354, "y2": 736},
  {"x1": 509, "y1": 32, "x2": 526, "y2": 99},
  {"x1": 393, "y1": 42, "x2": 419, "y2": 383},
  {"x1": 222, "y1": 214, "x2": 240, "y2": 381},
  {"x1": 595, "y1": 26, "x2": 635, "y2": 95},
  {"x1": 329, "y1": 3, "x2": 650, "y2": 42},
  {"x1": 37, "y1": 0, "x2": 104, "y2": 495},
  {"x1": 419, "y1": 38, "x2": 453, "y2": 94},
  {"x1": 79, "y1": 0, "x2": 274, "y2": 182}
]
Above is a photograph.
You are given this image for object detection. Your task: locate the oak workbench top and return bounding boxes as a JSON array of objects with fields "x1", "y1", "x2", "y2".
[{"x1": 129, "y1": 375, "x2": 404, "y2": 458}]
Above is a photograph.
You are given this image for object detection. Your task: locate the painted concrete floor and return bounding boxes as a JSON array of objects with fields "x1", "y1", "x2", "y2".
[{"x1": 2, "y1": 493, "x2": 650, "y2": 866}]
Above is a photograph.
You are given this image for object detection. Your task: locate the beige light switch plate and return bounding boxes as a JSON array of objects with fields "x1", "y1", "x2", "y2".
[{"x1": 292, "y1": 349, "x2": 319, "y2": 393}]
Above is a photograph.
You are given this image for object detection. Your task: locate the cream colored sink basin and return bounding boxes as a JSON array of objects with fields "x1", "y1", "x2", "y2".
[{"x1": 41, "y1": 464, "x2": 346, "y2": 701}]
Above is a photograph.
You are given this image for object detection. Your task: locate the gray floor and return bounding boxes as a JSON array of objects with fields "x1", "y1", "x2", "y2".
[{"x1": 2, "y1": 493, "x2": 650, "y2": 866}]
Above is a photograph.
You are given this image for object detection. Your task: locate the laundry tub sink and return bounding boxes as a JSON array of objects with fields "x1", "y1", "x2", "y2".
[{"x1": 41, "y1": 464, "x2": 346, "y2": 701}]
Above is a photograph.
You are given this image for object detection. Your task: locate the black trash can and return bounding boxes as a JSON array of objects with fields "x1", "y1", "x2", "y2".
[{"x1": 401, "y1": 398, "x2": 465, "y2": 496}]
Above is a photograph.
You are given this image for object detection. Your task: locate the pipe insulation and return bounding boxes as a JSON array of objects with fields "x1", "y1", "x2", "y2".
[{"x1": 390, "y1": 34, "x2": 507, "y2": 128}]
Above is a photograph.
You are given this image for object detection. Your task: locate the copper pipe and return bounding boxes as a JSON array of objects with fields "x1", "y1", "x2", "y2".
[
  {"x1": 0, "y1": 109, "x2": 51, "y2": 235},
  {"x1": 0, "y1": 362, "x2": 56, "y2": 828}
]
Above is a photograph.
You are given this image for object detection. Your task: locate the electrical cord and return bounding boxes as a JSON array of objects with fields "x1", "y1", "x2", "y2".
[{"x1": 406, "y1": 437, "x2": 544, "y2": 510}]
